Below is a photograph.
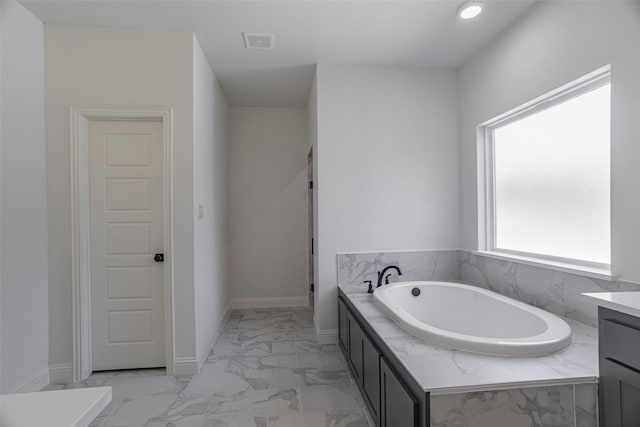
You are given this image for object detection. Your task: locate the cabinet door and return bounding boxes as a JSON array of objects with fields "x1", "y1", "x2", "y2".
[
  {"x1": 362, "y1": 331, "x2": 381, "y2": 423},
  {"x1": 602, "y1": 358, "x2": 640, "y2": 426},
  {"x1": 380, "y1": 357, "x2": 417, "y2": 427},
  {"x1": 338, "y1": 298, "x2": 348, "y2": 355},
  {"x1": 348, "y1": 313, "x2": 363, "y2": 382}
]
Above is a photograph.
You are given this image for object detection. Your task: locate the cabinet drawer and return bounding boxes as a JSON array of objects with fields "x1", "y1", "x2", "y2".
[{"x1": 603, "y1": 319, "x2": 640, "y2": 371}]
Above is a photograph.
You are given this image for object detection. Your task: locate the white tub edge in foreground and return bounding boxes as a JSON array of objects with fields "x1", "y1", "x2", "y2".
[{"x1": 373, "y1": 281, "x2": 572, "y2": 357}]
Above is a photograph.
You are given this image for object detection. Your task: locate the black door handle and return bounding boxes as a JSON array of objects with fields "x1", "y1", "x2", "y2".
[{"x1": 154, "y1": 253, "x2": 164, "y2": 263}]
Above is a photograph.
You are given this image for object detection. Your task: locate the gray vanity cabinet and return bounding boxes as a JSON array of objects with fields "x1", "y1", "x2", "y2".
[
  {"x1": 380, "y1": 357, "x2": 418, "y2": 427},
  {"x1": 599, "y1": 307, "x2": 640, "y2": 427},
  {"x1": 338, "y1": 292, "x2": 429, "y2": 427}
]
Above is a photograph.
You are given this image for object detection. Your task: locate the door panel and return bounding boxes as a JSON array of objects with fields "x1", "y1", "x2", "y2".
[
  {"x1": 90, "y1": 120, "x2": 165, "y2": 371},
  {"x1": 105, "y1": 223, "x2": 151, "y2": 254},
  {"x1": 105, "y1": 178, "x2": 151, "y2": 210},
  {"x1": 107, "y1": 310, "x2": 153, "y2": 342},
  {"x1": 106, "y1": 267, "x2": 152, "y2": 299}
]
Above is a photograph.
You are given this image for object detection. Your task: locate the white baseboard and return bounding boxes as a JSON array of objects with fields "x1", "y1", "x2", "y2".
[
  {"x1": 7, "y1": 366, "x2": 50, "y2": 394},
  {"x1": 49, "y1": 363, "x2": 73, "y2": 385},
  {"x1": 198, "y1": 300, "x2": 232, "y2": 371},
  {"x1": 231, "y1": 296, "x2": 309, "y2": 310},
  {"x1": 316, "y1": 329, "x2": 338, "y2": 344},
  {"x1": 173, "y1": 357, "x2": 199, "y2": 375}
]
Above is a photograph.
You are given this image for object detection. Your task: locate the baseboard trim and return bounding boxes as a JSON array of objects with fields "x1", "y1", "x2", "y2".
[
  {"x1": 316, "y1": 329, "x2": 338, "y2": 344},
  {"x1": 7, "y1": 366, "x2": 50, "y2": 394},
  {"x1": 49, "y1": 363, "x2": 73, "y2": 385},
  {"x1": 173, "y1": 357, "x2": 199, "y2": 375},
  {"x1": 231, "y1": 296, "x2": 309, "y2": 310},
  {"x1": 198, "y1": 300, "x2": 232, "y2": 371}
]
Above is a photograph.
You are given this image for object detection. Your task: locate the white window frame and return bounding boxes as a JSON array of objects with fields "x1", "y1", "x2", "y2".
[{"x1": 477, "y1": 65, "x2": 612, "y2": 274}]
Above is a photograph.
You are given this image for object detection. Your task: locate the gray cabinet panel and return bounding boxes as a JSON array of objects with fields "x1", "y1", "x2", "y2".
[
  {"x1": 363, "y1": 331, "x2": 381, "y2": 422},
  {"x1": 380, "y1": 357, "x2": 417, "y2": 427},
  {"x1": 602, "y1": 319, "x2": 640, "y2": 372},
  {"x1": 348, "y1": 312, "x2": 363, "y2": 382},
  {"x1": 602, "y1": 358, "x2": 640, "y2": 426},
  {"x1": 338, "y1": 298, "x2": 348, "y2": 354}
]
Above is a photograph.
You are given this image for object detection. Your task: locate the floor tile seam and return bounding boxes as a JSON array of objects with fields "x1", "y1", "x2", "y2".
[{"x1": 296, "y1": 386, "x2": 304, "y2": 414}]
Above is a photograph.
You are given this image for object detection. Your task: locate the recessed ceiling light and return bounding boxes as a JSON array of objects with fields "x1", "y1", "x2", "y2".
[
  {"x1": 243, "y1": 32, "x2": 275, "y2": 50},
  {"x1": 458, "y1": 0, "x2": 483, "y2": 19}
]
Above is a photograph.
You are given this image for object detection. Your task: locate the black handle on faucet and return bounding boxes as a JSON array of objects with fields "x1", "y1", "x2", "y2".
[{"x1": 364, "y1": 280, "x2": 373, "y2": 293}]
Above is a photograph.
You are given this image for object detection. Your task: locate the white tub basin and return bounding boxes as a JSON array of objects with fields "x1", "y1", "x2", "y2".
[{"x1": 373, "y1": 281, "x2": 572, "y2": 357}]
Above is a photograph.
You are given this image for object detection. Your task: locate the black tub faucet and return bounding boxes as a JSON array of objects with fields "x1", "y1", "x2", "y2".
[{"x1": 377, "y1": 265, "x2": 402, "y2": 289}]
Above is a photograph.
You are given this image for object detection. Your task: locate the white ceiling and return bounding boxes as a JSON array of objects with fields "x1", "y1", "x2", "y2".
[{"x1": 20, "y1": 0, "x2": 537, "y2": 106}]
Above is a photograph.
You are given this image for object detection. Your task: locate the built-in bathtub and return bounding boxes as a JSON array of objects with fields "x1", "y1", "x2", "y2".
[{"x1": 373, "y1": 281, "x2": 572, "y2": 357}]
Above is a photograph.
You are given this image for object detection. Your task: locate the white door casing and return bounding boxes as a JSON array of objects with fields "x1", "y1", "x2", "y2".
[{"x1": 89, "y1": 120, "x2": 165, "y2": 371}]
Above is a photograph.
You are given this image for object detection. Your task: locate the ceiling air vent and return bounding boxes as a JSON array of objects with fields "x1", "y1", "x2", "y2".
[{"x1": 243, "y1": 32, "x2": 275, "y2": 50}]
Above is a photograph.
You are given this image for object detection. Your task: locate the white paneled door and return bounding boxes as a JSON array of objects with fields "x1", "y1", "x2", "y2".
[{"x1": 90, "y1": 120, "x2": 165, "y2": 371}]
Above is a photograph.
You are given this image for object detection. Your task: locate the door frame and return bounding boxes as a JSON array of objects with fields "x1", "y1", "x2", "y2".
[
  {"x1": 70, "y1": 107, "x2": 175, "y2": 381},
  {"x1": 307, "y1": 146, "x2": 314, "y2": 308}
]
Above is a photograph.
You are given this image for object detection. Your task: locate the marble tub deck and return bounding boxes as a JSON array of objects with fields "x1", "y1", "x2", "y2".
[
  {"x1": 44, "y1": 307, "x2": 372, "y2": 427},
  {"x1": 344, "y1": 291, "x2": 600, "y2": 426},
  {"x1": 344, "y1": 292, "x2": 599, "y2": 395}
]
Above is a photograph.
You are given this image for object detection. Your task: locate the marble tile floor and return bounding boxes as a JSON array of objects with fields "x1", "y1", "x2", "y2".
[{"x1": 45, "y1": 307, "x2": 373, "y2": 427}]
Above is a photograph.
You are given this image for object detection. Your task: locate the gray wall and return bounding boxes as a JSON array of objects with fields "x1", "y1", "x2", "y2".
[
  {"x1": 192, "y1": 36, "x2": 231, "y2": 367},
  {"x1": 229, "y1": 107, "x2": 309, "y2": 303},
  {"x1": 314, "y1": 65, "x2": 460, "y2": 334},
  {"x1": 0, "y1": 0, "x2": 49, "y2": 393}
]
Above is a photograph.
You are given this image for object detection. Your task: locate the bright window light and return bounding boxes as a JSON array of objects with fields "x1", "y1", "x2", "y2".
[{"x1": 490, "y1": 81, "x2": 611, "y2": 265}]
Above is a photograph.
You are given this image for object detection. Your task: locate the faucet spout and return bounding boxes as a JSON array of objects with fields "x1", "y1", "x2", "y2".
[{"x1": 376, "y1": 265, "x2": 402, "y2": 288}]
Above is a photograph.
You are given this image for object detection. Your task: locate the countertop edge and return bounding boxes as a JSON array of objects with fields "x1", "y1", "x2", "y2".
[
  {"x1": 581, "y1": 292, "x2": 640, "y2": 318},
  {"x1": 427, "y1": 376, "x2": 599, "y2": 396},
  {"x1": 0, "y1": 386, "x2": 112, "y2": 427},
  {"x1": 72, "y1": 387, "x2": 112, "y2": 427}
]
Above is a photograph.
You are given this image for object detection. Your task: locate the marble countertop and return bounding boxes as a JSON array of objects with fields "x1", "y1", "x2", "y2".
[
  {"x1": 581, "y1": 291, "x2": 640, "y2": 318},
  {"x1": 343, "y1": 291, "x2": 599, "y2": 395},
  {"x1": 0, "y1": 387, "x2": 111, "y2": 427}
]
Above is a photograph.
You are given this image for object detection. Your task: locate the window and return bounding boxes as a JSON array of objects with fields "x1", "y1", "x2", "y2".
[{"x1": 481, "y1": 69, "x2": 611, "y2": 268}]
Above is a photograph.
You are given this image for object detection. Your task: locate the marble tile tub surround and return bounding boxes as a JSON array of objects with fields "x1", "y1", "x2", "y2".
[
  {"x1": 337, "y1": 249, "x2": 640, "y2": 327},
  {"x1": 430, "y1": 382, "x2": 598, "y2": 427},
  {"x1": 458, "y1": 251, "x2": 640, "y2": 327},
  {"x1": 337, "y1": 250, "x2": 458, "y2": 294},
  {"x1": 45, "y1": 307, "x2": 372, "y2": 427}
]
